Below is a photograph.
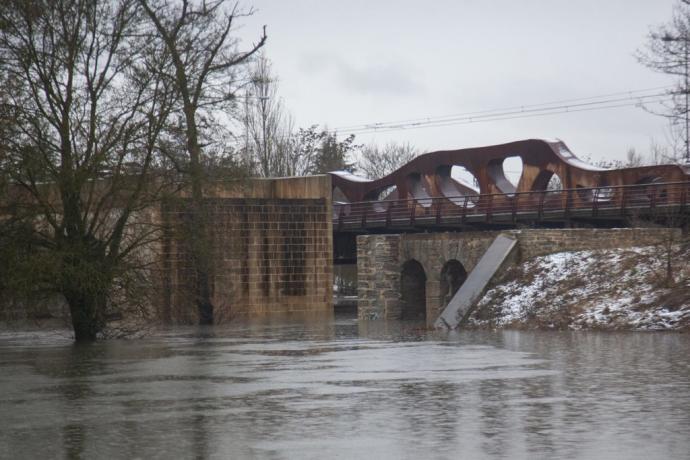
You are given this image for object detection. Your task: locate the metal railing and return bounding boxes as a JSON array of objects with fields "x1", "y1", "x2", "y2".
[{"x1": 333, "y1": 180, "x2": 690, "y2": 230}]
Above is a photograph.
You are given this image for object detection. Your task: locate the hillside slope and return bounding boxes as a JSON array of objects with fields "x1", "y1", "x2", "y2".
[{"x1": 467, "y1": 246, "x2": 690, "y2": 331}]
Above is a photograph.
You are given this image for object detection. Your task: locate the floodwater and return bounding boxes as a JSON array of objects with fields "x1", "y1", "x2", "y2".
[{"x1": 1, "y1": 315, "x2": 689, "y2": 460}]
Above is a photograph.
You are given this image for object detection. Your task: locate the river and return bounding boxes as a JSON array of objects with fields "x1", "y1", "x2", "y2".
[{"x1": 1, "y1": 314, "x2": 689, "y2": 459}]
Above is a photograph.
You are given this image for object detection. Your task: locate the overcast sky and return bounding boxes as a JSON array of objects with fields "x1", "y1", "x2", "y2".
[{"x1": 238, "y1": 0, "x2": 679, "y2": 163}]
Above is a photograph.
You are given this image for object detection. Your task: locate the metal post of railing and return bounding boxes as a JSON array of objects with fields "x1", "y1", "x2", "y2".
[
  {"x1": 361, "y1": 204, "x2": 367, "y2": 228},
  {"x1": 564, "y1": 189, "x2": 572, "y2": 220},
  {"x1": 620, "y1": 186, "x2": 627, "y2": 216},
  {"x1": 386, "y1": 201, "x2": 392, "y2": 226},
  {"x1": 410, "y1": 201, "x2": 416, "y2": 226},
  {"x1": 435, "y1": 197, "x2": 441, "y2": 225},
  {"x1": 592, "y1": 188, "x2": 600, "y2": 218},
  {"x1": 338, "y1": 205, "x2": 344, "y2": 231},
  {"x1": 512, "y1": 193, "x2": 519, "y2": 223},
  {"x1": 462, "y1": 196, "x2": 469, "y2": 223},
  {"x1": 485, "y1": 193, "x2": 493, "y2": 223}
]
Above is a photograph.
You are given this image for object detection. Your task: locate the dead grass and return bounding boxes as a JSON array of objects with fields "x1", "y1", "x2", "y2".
[{"x1": 468, "y1": 245, "x2": 690, "y2": 331}]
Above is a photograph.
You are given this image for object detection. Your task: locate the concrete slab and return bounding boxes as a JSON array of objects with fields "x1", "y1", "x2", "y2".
[{"x1": 434, "y1": 234, "x2": 517, "y2": 329}]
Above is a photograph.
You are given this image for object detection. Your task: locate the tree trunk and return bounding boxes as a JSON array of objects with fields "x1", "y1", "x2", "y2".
[
  {"x1": 666, "y1": 237, "x2": 674, "y2": 288},
  {"x1": 184, "y1": 106, "x2": 214, "y2": 325},
  {"x1": 67, "y1": 291, "x2": 107, "y2": 342}
]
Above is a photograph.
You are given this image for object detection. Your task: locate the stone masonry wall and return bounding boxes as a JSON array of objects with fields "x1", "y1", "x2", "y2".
[
  {"x1": 357, "y1": 232, "x2": 498, "y2": 320},
  {"x1": 357, "y1": 228, "x2": 681, "y2": 321},
  {"x1": 357, "y1": 235, "x2": 401, "y2": 320},
  {"x1": 162, "y1": 176, "x2": 333, "y2": 323},
  {"x1": 513, "y1": 228, "x2": 680, "y2": 260}
]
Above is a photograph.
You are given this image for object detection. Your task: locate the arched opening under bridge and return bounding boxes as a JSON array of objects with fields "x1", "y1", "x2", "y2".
[
  {"x1": 440, "y1": 260, "x2": 467, "y2": 308},
  {"x1": 400, "y1": 260, "x2": 427, "y2": 320}
]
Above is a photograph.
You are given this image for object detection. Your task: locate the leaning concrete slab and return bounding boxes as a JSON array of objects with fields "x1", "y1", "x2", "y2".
[{"x1": 434, "y1": 234, "x2": 517, "y2": 329}]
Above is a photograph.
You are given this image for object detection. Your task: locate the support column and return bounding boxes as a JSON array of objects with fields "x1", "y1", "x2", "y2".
[
  {"x1": 425, "y1": 279, "x2": 443, "y2": 324},
  {"x1": 356, "y1": 235, "x2": 401, "y2": 320}
]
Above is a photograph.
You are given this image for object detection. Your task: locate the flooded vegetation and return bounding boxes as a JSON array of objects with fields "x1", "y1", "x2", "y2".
[{"x1": 1, "y1": 314, "x2": 689, "y2": 459}]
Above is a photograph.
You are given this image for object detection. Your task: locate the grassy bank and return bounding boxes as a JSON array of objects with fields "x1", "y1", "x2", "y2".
[{"x1": 468, "y1": 245, "x2": 690, "y2": 331}]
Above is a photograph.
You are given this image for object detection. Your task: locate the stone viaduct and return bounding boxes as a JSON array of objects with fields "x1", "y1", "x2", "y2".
[{"x1": 355, "y1": 229, "x2": 678, "y2": 323}]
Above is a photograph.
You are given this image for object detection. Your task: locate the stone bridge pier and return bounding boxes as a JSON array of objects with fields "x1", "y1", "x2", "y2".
[
  {"x1": 356, "y1": 233, "x2": 498, "y2": 321},
  {"x1": 355, "y1": 228, "x2": 679, "y2": 323}
]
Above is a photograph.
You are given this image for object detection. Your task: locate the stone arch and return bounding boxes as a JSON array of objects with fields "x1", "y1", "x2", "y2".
[
  {"x1": 400, "y1": 259, "x2": 427, "y2": 320},
  {"x1": 440, "y1": 260, "x2": 467, "y2": 307}
]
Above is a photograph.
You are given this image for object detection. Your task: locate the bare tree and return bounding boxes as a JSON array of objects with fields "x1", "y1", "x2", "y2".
[
  {"x1": 138, "y1": 0, "x2": 266, "y2": 324},
  {"x1": 0, "y1": 0, "x2": 174, "y2": 341},
  {"x1": 357, "y1": 142, "x2": 418, "y2": 179},
  {"x1": 630, "y1": 205, "x2": 689, "y2": 288},
  {"x1": 240, "y1": 56, "x2": 361, "y2": 178},
  {"x1": 638, "y1": 0, "x2": 690, "y2": 164},
  {"x1": 242, "y1": 52, "x2": 297, "y2": 177}
]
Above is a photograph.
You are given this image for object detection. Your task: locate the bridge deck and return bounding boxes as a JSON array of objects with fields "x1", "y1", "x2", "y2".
[{"x1": 334, "y1": 181, "x2": 690, "y2": 233}]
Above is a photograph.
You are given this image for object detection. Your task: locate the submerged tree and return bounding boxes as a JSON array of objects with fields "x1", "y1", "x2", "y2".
[
  {"x1": 0, "y1": 0, "x2": 175, "y2": 341},
  {"x1": 138, "y1": 0, "x2": 266, "y2": 324}
]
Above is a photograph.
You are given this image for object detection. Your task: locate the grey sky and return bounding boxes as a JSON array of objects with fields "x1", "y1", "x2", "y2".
[{"x1": 239, "y1": 0, "x2": 678, "y2": 163}]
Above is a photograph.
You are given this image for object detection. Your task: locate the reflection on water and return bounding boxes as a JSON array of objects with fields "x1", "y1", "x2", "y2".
[{"x1": 1, "y1": 315, "x2": 689, "y2": 459}]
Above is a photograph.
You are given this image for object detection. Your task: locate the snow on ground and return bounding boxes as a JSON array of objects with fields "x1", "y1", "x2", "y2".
[{"x1": 467, "y1": 245, "x2": 690, "y2": 331}]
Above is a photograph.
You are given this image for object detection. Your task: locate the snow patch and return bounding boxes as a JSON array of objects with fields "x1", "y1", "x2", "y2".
[{"x1": 469, "y1": 245, "x2": 690, "y2": 331}]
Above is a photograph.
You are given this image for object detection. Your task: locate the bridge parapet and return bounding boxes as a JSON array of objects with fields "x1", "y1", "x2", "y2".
[
  {"x1": 331, "y1": 139, "x2": 690, "y2": 231},
  {"x1": 335, "y1": 180, "x2": 690, "y2": 231}
]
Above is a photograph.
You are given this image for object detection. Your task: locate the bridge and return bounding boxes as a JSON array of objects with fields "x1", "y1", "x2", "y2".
[
  {"x1": 330, "y1": 139, "x2": 690, "y2": 234},
  {"x1": 329, "y1": 139, "x2": 690, "y2": 326}
]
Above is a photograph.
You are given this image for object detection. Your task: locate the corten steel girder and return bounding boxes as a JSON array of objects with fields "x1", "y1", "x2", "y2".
[{"x1": 329, "y1": 139, "x2": 690, "y2": 209}]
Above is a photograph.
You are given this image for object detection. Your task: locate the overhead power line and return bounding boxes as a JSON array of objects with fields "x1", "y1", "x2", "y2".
[
  {"x1": 332, "y1": 87, "x2": 673, "y2": 135},
  {"x1": 334, "y1": 86, "x2": 673, "y2": 131},
  {"x1": 234, "y1": 86, "x2": 674, "y2": 142},
  {"x1": 341, "y1": 96, "x2": 673, "y2": 135}
]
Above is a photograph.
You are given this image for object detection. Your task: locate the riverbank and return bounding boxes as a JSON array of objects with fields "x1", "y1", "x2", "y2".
[{"x1": 467, "y1": 245, "x2": 690, "y2": 331}]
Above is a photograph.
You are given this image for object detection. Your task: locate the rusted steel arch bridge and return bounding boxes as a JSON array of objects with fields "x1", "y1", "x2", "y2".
[{"x1": 330, "y1": 139, "x2": 690, "y2": 235}]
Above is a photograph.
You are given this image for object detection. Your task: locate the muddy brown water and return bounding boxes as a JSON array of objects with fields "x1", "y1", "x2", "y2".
[{"x1": 1, "y1": 314, "x2": 689, "y2": 459}]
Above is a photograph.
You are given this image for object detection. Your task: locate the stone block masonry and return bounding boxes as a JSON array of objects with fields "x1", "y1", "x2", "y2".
[
  {"x1": 356, "y1": 235, "x2": 401, "y2": 320},
  {"x1": 356, "y1": 228, "x2": 680, "y2": 322},
  {"x1": 161, "y1": 176, "x2": 333, "y2": 323},
  {"x1": 357, "y1": 232, "x2": 498, "y2": 320},
  {"x1": 514, "y1": 228, "x2": 680, "y2": 260}
]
